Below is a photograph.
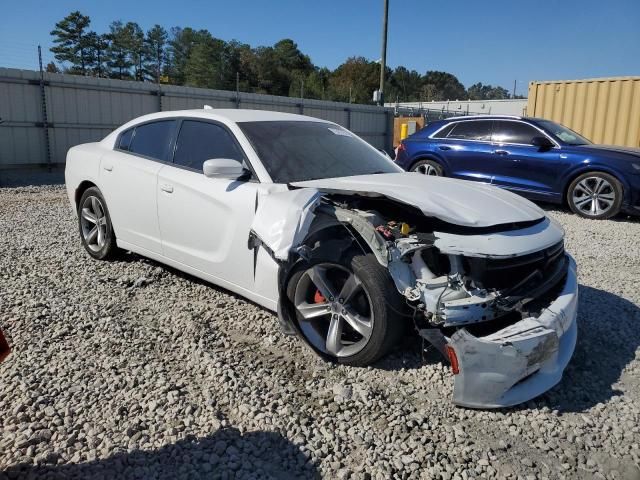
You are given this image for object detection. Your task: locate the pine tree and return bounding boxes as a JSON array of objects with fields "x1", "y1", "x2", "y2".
[
  {"x1": 50, "y1": 11, "x2": 92, "y2": 74},
  {"x1": 144, "y1": 25, "x2": 168, "y2": 83}
]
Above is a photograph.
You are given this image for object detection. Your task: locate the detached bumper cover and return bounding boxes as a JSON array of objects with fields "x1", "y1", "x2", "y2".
[{"x1": 450, "y1": 254, "x2": 578, "y2": 408}]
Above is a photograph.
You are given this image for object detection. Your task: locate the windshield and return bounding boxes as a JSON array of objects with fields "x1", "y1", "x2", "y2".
[
  {"x1": 536, "y1": 120, "x2": 592, "y2": 145},
  {"x1": 238, "y1": 121, "x2": 400, "y2": 183}
]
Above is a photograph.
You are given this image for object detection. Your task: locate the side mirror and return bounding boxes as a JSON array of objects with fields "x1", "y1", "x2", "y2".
[
  {"x1": 202, "y1": 158, "x2": 246, "y2": 179},
  {"x1": 531, "y1": 136, "x2": 554, "y2": 149}
]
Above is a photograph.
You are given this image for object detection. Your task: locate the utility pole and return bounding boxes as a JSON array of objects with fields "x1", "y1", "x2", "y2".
[
  {"x1": 512, "y1": 79, "x2": 517, "y2": 98},
  {"x1": 378, "y1": 0, "x2": 389, "y2": 106}
]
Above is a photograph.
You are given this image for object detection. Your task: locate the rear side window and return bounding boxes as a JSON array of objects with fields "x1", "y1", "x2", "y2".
[
  {"x1": 492, "y1": 121, "x2": 540, "y2": 145},
  {"x1": 173, "y1": 120, "x2": 245, "y2": 171},
  {"x1": 447, "y1": 121, "x2": 492, "y2": 141},
  {"x1": 128, "y1": 120, "x2": 176, "y2": 161},
  {"x1": 118, "y1": 128, "x2": 133, "y2": 151},
  {"x1": 432, "y1": 123, "x2": 456, "y2": 139}
]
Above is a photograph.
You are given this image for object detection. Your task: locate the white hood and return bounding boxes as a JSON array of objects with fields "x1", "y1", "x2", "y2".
[{"x1": 291, "y1": 173, "x2": 545, "y2": 227}]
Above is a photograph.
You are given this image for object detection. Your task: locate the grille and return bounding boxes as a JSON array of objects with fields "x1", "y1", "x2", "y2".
[{"x1": 464, "y1": 241, "x2": 565, "y2": 290}]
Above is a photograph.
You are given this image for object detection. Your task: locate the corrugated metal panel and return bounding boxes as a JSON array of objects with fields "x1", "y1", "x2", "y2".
[
  {"x1": 0, "y1": 67, "x2": 392, "y2": 168},
  {"x1": 527, "y1": 77, "x2": 640, "y2": 148}
]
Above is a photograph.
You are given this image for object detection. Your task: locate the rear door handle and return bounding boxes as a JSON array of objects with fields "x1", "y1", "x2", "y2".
[
  {"x1": 494, "y1": 150, "x2": 509, "y2": 155},
  {"x1": 438, "y1": 145, "x2": 451, "y2": 151},
  {"x1": 103, "y1": 164, "x2": 113, "y2": 172},
  {"x1": 160, "y1": 184, "x2": 174, "y2": 193}
]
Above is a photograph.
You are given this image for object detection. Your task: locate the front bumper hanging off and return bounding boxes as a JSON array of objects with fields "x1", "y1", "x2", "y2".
[{"x1": 448, "y1": 254, "x2": 579, "y2": 408}]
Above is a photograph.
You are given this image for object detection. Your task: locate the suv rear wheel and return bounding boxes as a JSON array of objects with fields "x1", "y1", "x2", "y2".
[{"x1": 411, "y1": 159, "x2": 444, "y2": 176}]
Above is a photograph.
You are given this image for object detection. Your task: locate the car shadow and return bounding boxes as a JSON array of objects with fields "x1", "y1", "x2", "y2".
[
  {"x1": 2, "y1": 427, "x2": 319, "y2": 480},
  {"x1": 533, "y1": 284, "x2": 640, "y2": 412},
  {"x1": 109, "y1": 253, "x2": 640, "y2": 413},
  {"x1": 539, "y1": 201, "x2": 640, "y2": 224}
]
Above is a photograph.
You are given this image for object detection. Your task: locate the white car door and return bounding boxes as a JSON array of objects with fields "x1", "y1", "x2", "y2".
[
  {"x1": 99, "y1": 119, "x2": 177, "y2": 254},
  {"x1": 156, "y1": 119, "x2": 268, "y2": 297}
]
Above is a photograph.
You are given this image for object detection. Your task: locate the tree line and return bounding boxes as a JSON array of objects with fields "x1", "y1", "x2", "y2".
[{"x1": 48, "y1": 11, "x2": 516, "y2": 104}]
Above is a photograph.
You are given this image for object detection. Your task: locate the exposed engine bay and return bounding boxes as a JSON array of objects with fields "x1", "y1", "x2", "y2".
[{"x1": 250, "y1": 181, "x2": 578, "y2": 408}]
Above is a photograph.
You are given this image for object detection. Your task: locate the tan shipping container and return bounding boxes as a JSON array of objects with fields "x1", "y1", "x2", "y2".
[{"x1": 527, "y1": 77, "x2": 640, "y2": 148}]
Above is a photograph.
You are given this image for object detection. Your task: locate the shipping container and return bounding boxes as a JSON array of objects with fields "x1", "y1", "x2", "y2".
[{"x1": 527, "y1": 77, "x2": 640, "y2": 148}]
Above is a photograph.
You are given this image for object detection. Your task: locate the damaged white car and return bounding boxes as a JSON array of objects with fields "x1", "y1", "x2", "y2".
[{"x1": 65, "y1": 109, "x2": 578, "y2": 408}]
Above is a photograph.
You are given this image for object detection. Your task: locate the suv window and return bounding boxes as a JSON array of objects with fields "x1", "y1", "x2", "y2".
[
  {"x1": 446, "y1": 121, "x2": 492, "y2": 141},
  {"x1": 128, "y1": 120, "x2": 176, "y2": 161},
  {"x1": 432, "y1": 123, "x2": 456, "y2": 139},
  {"x1": 173, "y1": 120, "x2": 245, "y2": 171},
  {"x1": 492, "y1": 121, "x2": 541, "y2": 145}
]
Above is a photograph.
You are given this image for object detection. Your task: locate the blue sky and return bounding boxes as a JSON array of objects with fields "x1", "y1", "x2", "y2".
[{"x1": 2, "y1": 0, "x2": 639, "y2": 96}]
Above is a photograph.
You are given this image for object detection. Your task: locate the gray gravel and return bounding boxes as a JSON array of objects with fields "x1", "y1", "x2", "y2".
[{"x1": 1, "y1": 185, "x2": 639, "y2": 480}]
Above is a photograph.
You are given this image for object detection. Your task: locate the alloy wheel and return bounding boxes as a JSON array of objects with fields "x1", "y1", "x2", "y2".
[
  {"x1": 293, "y1": 263, "x2": 374, "y2": 357},
  {"x1": 414, "y1": 163, "x2": 440, "y2": 175},
  {"x1": 571, "y1": 176, "x2": 616, "y2": 217},
  {"x1": 80, "y1": 196, "x2": 108, "y2": 252}
]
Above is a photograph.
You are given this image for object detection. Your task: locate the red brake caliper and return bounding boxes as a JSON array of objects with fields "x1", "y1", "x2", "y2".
[{"x1": 313, "y1": 290, "x2": 326, "y2": 304}]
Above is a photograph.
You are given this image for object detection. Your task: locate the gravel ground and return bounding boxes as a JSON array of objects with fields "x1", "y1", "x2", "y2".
[{"x1": 1, "y1": 185, "x2": 639, "y2": 480}]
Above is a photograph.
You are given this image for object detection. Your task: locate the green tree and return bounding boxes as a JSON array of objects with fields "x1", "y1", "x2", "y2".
[
  {"x1": 125, "y1": 22, "x2": 146, "y2": 81},
  {"x1": 387, "y1": 66, "x2": 423, "y2": 102},
  {"x1": 166, "y1": 27, "x2": 203, "y2": 85},
  {"x1": 183, "y1": 32, "x2": 226, "y2": 88},
  {"x1": 422, "y1": 71, "x2": 466, "y2": 101},
  {"x1": 50, "y1": 11, "x2": 92, "y2": 74},
  {"x1": 106, "y1": 21, "x2": 134, "y2": 79},
  {"x1": 467, "y1": 82, "x2": 511, "y2": 100},
  {"x1": 328, "y1": 57, "x2": 379, "y2": 103},
  {"x1": 84, "y1": 32, "x2": 109, "y2": 77},
  {"x1": 144, "y1": 25, "x2": 168, "y2": 83}
]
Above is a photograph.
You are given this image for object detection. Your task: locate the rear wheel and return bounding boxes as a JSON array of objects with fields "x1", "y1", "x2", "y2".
[
  {"x1": 286, "y1": 252, "x2": 404, "y2": 366},
  {"x1": 411, "y1": 159, "x2": 444, "y2": 176},
  {"x1": 78, "y1": 187, "x2": 118, "y2": 260},
  {"x1": 567, "y1": 172, "x2": 622, "y2": 219}
]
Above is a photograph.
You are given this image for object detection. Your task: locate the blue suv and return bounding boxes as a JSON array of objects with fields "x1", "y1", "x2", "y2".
[{"x1": 394, "y1": 115, "x2": 640, "y2": 219}]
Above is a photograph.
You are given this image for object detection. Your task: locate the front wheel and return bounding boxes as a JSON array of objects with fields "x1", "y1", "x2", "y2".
[
  {"x1": 567, "y1": 172, "x2": 623, "y2": 219},
  {"x1": 411, "y1": 159, "x2": 444, "y2": 176},
  {"x1": 286, "y1": 252, "x2": 405, "y2": 366}
]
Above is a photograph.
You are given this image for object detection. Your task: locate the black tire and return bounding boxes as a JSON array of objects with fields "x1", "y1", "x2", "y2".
[
  {"x1": 567, "y1": 171, "x2": 623, "y2": 219},
  {"x1": 77, "y1": 186, "x2": 118, "y2": 260},
  {"x1": 410, "y1": 159, "x2": 444, "y2": 176},
  {"x1": 286, "y1": 251, "x2": 405, "y2": 367}
]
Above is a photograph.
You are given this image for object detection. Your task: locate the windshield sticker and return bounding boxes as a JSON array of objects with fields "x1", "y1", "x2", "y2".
[{"x1": 328, "y1": 127, "x2": 352, "y2": 137}]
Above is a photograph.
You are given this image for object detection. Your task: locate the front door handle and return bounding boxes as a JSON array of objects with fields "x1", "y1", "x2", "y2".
[
  {"x1": 494, "y1": 150, "x2": 509, "y2": 155},
  {"x1": 438, "y1": 145, "x2": 451, "y2": 151},
  {"x1": 160, "y1": 184, "x2": 174, "y2": 193}
]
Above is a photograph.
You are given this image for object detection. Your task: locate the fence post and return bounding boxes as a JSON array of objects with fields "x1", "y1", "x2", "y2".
[
  {"x1": 235, "y1": 72, "x2": 241, "y2": 108},
  {"x1": 344, "y1": 107, "x2": 351, "y2": 131},
  {"x1": 37, "y1": 45, "x2": 52, "y2": 171},
  {"x1": 385, "y1": 108, "x2": 394, "y2": 154}
]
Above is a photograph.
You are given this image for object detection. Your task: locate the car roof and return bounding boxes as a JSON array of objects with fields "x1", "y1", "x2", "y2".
[
  {"x1": 441, "y1": 115, "x2": 523, "y2": 122},
  {"x1": 123, "y1": 109, "x2": 330, "y2": 125}
]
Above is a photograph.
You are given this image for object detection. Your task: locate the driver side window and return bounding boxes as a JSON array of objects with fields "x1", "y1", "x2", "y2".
[{"x1": 173, "y1": 120, "x2": 245, "y2": 172}]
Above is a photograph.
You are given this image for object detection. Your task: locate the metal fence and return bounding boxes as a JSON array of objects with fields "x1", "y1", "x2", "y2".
[{"x1": 0, "y1": 67, "x2": 394, "y2": 169}]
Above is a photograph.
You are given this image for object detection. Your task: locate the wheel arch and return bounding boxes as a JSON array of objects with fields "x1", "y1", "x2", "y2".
[
  {"x1": 75, "y1": 180, "x2": 97, "y2": 210},
  {"x1": 409, "y1": 154, "x2": 448, "y2": 174}
]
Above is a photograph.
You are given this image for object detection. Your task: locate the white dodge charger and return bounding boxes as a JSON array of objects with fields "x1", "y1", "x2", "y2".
[{"x1": 65, "y1": 109, "x2": 578, "y2": 408}]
